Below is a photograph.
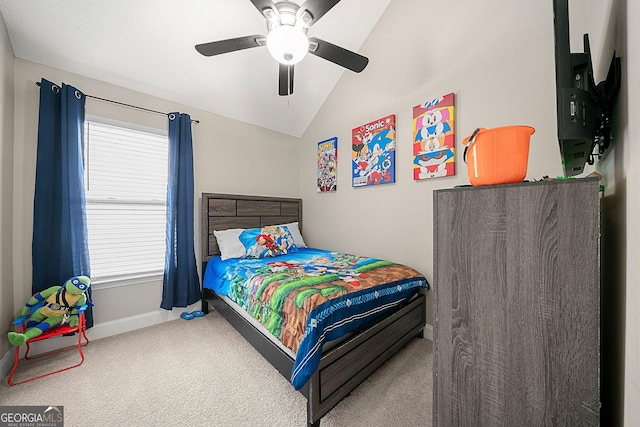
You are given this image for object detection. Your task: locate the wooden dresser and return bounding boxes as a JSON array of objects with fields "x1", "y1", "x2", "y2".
[{"x1": 433, "y1": 178, "x2": 600, "y2": 426}]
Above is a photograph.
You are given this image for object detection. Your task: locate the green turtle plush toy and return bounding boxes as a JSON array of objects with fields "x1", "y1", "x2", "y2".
[{"x1": 8, "y1": 276, "x2": 92, "y2": 346}]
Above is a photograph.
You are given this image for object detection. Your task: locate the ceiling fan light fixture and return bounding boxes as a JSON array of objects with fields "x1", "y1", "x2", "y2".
[{"x1": 266, "y1": 25, "x2": 309, "y2": 65}]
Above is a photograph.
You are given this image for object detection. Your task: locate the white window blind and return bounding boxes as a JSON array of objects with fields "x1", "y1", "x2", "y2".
[{"x1": 83, "y1": 119, "x2": 168, "y2": 284}]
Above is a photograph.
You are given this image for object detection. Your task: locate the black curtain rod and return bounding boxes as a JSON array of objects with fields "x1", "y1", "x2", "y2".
[{"x1": 35, "y1": 81, "x2": 199, "y2": 124}]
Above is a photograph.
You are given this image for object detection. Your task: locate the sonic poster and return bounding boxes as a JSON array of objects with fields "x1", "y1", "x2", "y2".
[
  {"x1": 412, "y1": 93, "x2": 455, "y2": 180},
  {"x1": 351, "y1": 114, "x2": 396, "y2": 187},
  {"x1": 317, "y1": 137, "x2": 337, "y2": 192}
]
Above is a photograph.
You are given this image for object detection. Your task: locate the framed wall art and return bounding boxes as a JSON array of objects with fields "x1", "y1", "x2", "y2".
[
  {"x1": 351, "y1": 114, "x2": 396, "y2": 187},
  {"x1": 317, "y1": 137, "x2": 337, "y2": 192},
  {"x1": 412, "y1": 93, "x2": 455, "y2": 180}
]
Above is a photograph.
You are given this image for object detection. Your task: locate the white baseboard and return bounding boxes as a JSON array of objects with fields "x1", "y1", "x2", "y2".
[
  {"x1": 424, "y1": 323, "x2": 433, "y2": 341},
  {"x1": 1, "y1": 304, "x2": 199, "y2": 383},
  {"x1": 0, "y1": 348, "x2": 16, "y2": 382},
  {"x1": 84, "y1": 304, "x2": 199, "y2": 341}
]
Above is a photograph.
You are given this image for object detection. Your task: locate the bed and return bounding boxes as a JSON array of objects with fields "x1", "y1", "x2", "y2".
[{"x1": 200, "y1": 193, "x2": 429, "y2": 426}]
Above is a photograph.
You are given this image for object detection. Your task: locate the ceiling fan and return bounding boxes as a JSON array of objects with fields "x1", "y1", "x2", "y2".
[{"x1": 195, "y1": 0, "x2": 369, "y2": 96}]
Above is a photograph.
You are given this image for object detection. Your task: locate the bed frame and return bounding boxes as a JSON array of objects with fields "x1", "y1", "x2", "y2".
[{"x1": 200, "y1": 193, "x2": 426, "y2": 426}]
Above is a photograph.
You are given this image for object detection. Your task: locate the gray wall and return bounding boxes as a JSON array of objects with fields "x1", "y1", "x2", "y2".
[
  {"x1": 0, "y1": 7, "x2": 14, "y2": 358},
  {"x1": 300, "y1": 0, "x2": 560, "y2": 326},
  {"x1": 622, "y1": 0, "x2": 639, "y2": 423}
]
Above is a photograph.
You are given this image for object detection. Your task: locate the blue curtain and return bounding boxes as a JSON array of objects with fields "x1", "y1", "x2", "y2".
[
  {"x1": 161, "y1": 113, "x2": 201, "y2": 309},
  {"x1": 32, "y1": 78, "x2": 93, "y2": 327}
]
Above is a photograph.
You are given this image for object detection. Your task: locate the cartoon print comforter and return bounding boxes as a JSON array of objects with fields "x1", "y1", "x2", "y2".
[{"x1": 203, "y1": 247, "x2": 429, "y2": 390}]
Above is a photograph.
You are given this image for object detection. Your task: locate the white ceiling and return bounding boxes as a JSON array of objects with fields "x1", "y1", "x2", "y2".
[{"x1": 0, "y1": 0, "x2": 391, "y2": 137}]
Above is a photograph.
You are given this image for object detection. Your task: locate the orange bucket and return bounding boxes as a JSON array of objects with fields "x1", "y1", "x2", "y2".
[{"x1": 462, "y1": 125, "x2": 535, "y2": 186}]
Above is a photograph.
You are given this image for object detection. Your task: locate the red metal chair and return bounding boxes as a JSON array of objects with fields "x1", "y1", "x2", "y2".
[{"x1": 7, "y1": 312, "x2": 89, "y2": 386}]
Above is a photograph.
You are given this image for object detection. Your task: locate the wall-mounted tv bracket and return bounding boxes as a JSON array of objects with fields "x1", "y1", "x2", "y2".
[{"x1": 573, "y1": 34, "x2": 622, "y2": 165}]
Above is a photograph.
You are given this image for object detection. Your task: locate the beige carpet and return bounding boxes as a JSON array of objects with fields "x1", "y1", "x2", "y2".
[{"x1": 0, "y1": 310, "x2": 433, "y2": 426}]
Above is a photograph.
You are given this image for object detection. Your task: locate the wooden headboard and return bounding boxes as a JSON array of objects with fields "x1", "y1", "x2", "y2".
[{"x1": 201, "y1": 193, "x2": 302, "y2": 263}]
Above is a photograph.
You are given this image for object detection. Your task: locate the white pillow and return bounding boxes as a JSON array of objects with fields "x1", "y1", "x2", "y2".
[
  {"x1": 277, "y1": 222, "x2": 307, "y2": 248},
  {"x1": 213, "y1": 228, "x2": 247, "y2": 260}
]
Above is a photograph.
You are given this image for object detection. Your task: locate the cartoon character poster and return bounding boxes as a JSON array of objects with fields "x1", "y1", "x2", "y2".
[
  {"x1": 352, "y1": 114, "x2": 396, "y2": 187},
  {"x1": 317, "y1": 137, "x2": 337, "y2": 192},
  {"x1": 412, "y1": 93, "x2": 455, "y2": 180}
]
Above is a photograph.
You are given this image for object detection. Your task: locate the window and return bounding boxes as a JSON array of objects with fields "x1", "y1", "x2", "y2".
[{"x1": 83, "y1": 118, "x2": 168, "y2": 286}]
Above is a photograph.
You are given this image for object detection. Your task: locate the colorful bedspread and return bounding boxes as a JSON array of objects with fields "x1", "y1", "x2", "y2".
[{"x1": 203, "y1": 247, "x2": 429, "y2": 389}]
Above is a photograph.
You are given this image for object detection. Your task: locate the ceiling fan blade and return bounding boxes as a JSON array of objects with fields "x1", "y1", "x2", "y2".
[
  {"x1": 250, "y1": 0, "x2": 279, "y2": 19},
  {"x1": 278, "y1": 64, "x2": 294, "y2": 96},
  {"x1": 298, "y1": 0, "x2": 341, "y2": 26},
  {"x1": 195, "y1": 35, "x2": 264, "y2": 57},
  {"x1": 308, "y1": 37, "x2": 369, "y2": 73}
]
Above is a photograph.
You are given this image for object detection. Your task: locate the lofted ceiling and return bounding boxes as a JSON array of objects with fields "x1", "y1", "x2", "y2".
[{"x1": 0, "y1": 0, "x2": 391, "y2": 137}]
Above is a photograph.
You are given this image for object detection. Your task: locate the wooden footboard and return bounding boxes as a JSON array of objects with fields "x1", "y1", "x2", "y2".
[{"x1": 307, "y1": 292, "x2": 426, "y2": 426}]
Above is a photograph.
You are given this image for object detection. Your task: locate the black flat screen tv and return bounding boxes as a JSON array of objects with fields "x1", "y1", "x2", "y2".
[{"x1": 553, "y1": 0, "x2": 620, "y2": 176}]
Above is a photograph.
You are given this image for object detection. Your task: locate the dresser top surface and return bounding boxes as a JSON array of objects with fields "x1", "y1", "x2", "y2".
[{"x1": 435, "y1": 177, "x2": 599, "y2": 194}]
